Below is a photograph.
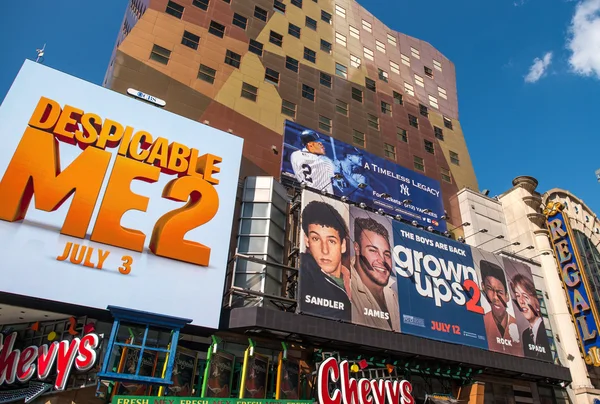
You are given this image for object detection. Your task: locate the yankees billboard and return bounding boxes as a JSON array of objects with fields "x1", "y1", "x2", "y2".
[{"x1": 280, "y1": 120, "x2": 446, "y2": 231}]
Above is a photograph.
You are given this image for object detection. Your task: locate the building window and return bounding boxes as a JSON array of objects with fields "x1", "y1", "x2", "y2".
[
  {"x1": 321, "y1": 10, "x2": 332, "y2": 24},
  {"x1": 384, "y1": 143, "x2": 396, "y2": 160},
  {"x1": 304, "y1": 47, "x2": 316, "y2": 63},
  {"x1": 281, "y1": 100, "x2": 296, "y2": 117},
  {"x1": 353, "y1": 130, "x2": 365, "y2": 147},
  {"x1": 390, "y1": 61, "x2": 400, "y2": 74},
  {"x1": 433, "y1": 59, "x2": 442, "y2": 72},
  {"x1": 232, "y1": 13, "x2": 247, "y2": 29},
  {"x1": 352, "y1": 87, "x2": 363, "y2": 102},
  {"x1": 224, "y1": 50, "x2": 241, "y2": 68},
  {"x1": 364, "y1": 47, "x2": 374, "y2": 61},
  {"x1": 222, "y1": 0, "x2": 231, "y2": 3},
  {"x1": 265, "y1": 67, "x2": 280, "y2": 85},
  {"x1": 387, "y1": 33, "x2": 397, "y2": 46},
  {"x1": 335, "y1": 4, "x2": 346, "y2": 18},
  {"x1": 285, "y1": 56, "x2": 299, "y2": 72},
  {"x1": 434, "y1": 126, "x2": 444, "y2": 140},
  {"x1": 306, "y1": 16, "x2": 317, "y2": 30},
  {"x1": 368, "y1": 113, "x2": 379, "y2": 130},
  {"x1": 198, "y1": 64, "x2": 216, "y2": 84},
  {"x1": 378, "y1": 69, "x2": 389, "y2": 82},
  {"x1": 335, "y1": 32, "x2": 347, "y2": 47},
  {"x1": 450, "y1": 151, "x2": 460, "y2": 165},
  {"x1": 393, "y1": 91, "x2": 403, "y2": 105},
  {"x1": 291, "y1": 0, "x2": 302, "y2": 7},
  {"x1": 208, "y1": 20, "x2": 225, "y2": 38},
  {"x1": 274, "y1": 0, "x2": 286, "y2": 14},
  {"x1": 365, "y1": 77, "x2": 376, "y2": 92},
  {"x1": 349, "y1": 25, "x2": 359, "y2": 39},
  {"x1": 424, "y1": 140, "x2": 435, "y2": 155},
  {"x1": 362, "y1": 19, "x2": 372, "y2": 32},
  {"x1": 302, "y1": 84, "x2": 315, "y2": 101},
  {"x1": 408, "y1": 114, "x2": 419, "y2": 128},
  {"x1": 424, "y1": 66, "x2": 433, "y2": 78},
  {"x1": 350, "y1": 54, "x2": 361, "y2": 68},
  {"x1": 98, "y1": 307, "x2": 190, "y2": 386},
  {"x1": 254, "y1": 6, "x2": 268, "y2": 21},
  {"x1": 438, "y1": 86, "x2": 447, "y2": 100},
  {"x1": 444, "y1": 116, "x2": 453, "y2": 130},
  {"x1": 404, "y1": 82, "x2": 415, "y2": 96},
  {"x1": 248, "y1": 39, "x2": 263, "y2": 56},
  {"x1": 414, "y1": 156, "x2": 425, "y2": 172},
  {"x1": 192, "y1": 0, "x2": 209, "y2": 10},
  {"x1": 411, "y1": 46, "x2": 420, "y2": 59},
  {"x1": 335, "y1": 63, "x2": 347, "y2": 78},
  {"x1": 288, "y1": 23, "x2": 301, "y2": 38},
  {"x1": 401, "y1": 53, "x2": 410, "y2": 67},
  {"x1": 428, "y1": 95, "x2": 439, "y2": 109},
  {"x1": 381, "y1": 101, "x2": 392, "y2": 116},
  {"x1": 241, "y1": 82, "x2": 258, "y2": 101},
  {"x1": 321, "y1": 39, "x2": 332, "y2": 54},
  {"x1": 397, "y1": 127, "x2": 408, "y2": 143},
  {"x1": 441, "y1": 167, "x2": 451, "y2": 183},
  {"x1": 149, "y1": 44, "x2": 171, "y2": 64},
  {"x1": 415, "y1": 74, "x2": 424, "y2": 87},
  {"x1": 376, "y1": 40, "x2": 386, "y2": 53},
  {"x1": 319, "y1": 115, "x2": 332, "y2": 133},
  {"x1": 320, "y1": 72, "x2": 332, "y2": 87},
  {"x1": 181, "y1": 31, "x2": 200, "y2": 50},
  {"x1": 269, "y1": 31, "x2": 283, "y2": 46},
  {"x1": 166, "y1": 1, "x2": 184, "y2": 18},
  {"x1": 419, "y1": 104, "x2": 428, "y2": 117},
  {"x1": 336, "y1": 99, "x2": 348, "y2": 116}
]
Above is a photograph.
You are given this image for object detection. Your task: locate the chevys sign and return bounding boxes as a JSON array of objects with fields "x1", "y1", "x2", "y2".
[
  {"x1": 0, "y1": 61, "x2": 243, "y2": 328},
  {"x1": 544, "y1": 202, "x2": 600, "y2": 366},
  {"x1": 317, "y1": 358, "x2": 414, "y2": 404},
  {"x1": 0, "y1": 332, "x2": 100, "y2": 391}
]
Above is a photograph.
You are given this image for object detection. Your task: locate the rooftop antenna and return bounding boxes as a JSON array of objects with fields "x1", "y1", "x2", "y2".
[{"x1": 35, "y1": 43, "x2": 46, "y2": 63}]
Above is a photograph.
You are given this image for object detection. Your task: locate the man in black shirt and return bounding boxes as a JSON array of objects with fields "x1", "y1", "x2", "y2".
[{"x1": 299, "y1": 200, "x2": 351, "y2": 322}]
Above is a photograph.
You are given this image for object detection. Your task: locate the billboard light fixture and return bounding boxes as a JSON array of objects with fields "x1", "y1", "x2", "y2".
[
  {"x1": 377, "y1": 208, "x2": 385, "y2": 215},
  {"x1": 358, "y1": 183, "x2": 367, "y2": 189},
  {"x1": 341, "y1": 196, "x2": 349, "y2": 202},
  {"x1": 359, "y1": 202, "x2": 367, "y2": 209},
  {"x1": 395, "y1": 214, "x2": 402, "y2": 221},
  {"x1": 402, "y1": 199, "x2": 412, "y2": 205}
]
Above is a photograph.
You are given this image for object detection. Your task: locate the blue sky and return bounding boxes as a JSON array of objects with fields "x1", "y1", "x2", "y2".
[{"x1": 0, "y1": 0, "x2": 599, "y2": 213}]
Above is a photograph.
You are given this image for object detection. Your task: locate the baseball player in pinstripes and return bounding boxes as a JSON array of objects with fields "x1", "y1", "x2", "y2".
[{"x1": 290, "y1": 130, "x2": 338, "y2": 194}]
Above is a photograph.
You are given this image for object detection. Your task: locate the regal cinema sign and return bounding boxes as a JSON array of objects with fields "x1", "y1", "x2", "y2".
[
  {"x1": 0, "y1": 332, "x2": 100, "y2": 391},
  {"x1": 317, "y1": 358, "x2": 414, "y2": 404},
  {"x1": 545, "y1": 202, "x2": 600, "y2": 366}
]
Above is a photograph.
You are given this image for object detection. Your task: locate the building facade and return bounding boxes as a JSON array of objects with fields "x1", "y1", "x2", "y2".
[
  {"x1": 103, "y1": 0, "x2": 478, "y2": 230},
  {"x1": 0, "y1": 1, "x2": 581, "y2": 404}
]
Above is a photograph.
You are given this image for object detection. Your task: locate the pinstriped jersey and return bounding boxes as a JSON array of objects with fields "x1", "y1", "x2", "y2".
[{"x1": 290, "y1": 149, "x2": 335, "y2": 193}]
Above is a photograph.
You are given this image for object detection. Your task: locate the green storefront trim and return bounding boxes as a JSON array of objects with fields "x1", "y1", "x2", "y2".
[{"x1": 112, "y1": 397, "x2": 313, "y2": 404}]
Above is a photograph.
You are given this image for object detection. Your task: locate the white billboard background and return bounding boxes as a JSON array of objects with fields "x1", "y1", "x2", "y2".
[{"x1": 0, "y1": 60, "x2": 243, "y2": 328}]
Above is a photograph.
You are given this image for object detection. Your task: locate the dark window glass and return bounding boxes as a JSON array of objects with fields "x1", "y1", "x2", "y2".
[
  {"x1": 274, "y1": 0, "x2": 286, "y2": 14},
  {"x1": 198, "y1": 64, "x2": 216, "y2": 84},
  {"x1": 192, "y1": 0, "x2": 209, "y2": 10},
  {"x1": 288, "y1": 23, "x2": 301, "y2": 38},
  {"x1": 232, "y1": 13, "x2": 247, "y2": 29},
  {"x1": 208, "y1": 21, "x2": 225, "y2": 38},
  {"x1": 351, "y1": 87, "x2": 363, "y2": 102},
  {"x1": 291, "y1": 0, "x2": 302, "y2": 7},
  {"x1": 254, "y1": 6, "x2": 268, "y2": 21},
  {"x1": 434, "y1": 126, "x2": 444, "y2": 140},
  {"x1": 320, "y1": 72, "x2": 332, "y2": 88},
  {"x1": 181, "y1": 31, "x2": 200, "y2": 50},
  {"x1": 408, "y1": 114, "x2": 419, "y2": 128},
  {"x1": 302, "y1": 84, "x2": 315, "y2": 101},
  {"x1": 306, "y1": 16, "x2": 317, "y2": 30},
  {"x1": 241, "y1": 83, "x2": 258, "y2": 101},
  {"x1": 285, "y1": 56, "x2": 299, "y2": 72},
  {"x1": 224, "y1": 50, "x2": 241, "y2": 68},
  {"x1": 419, "y1": 104, "x2": 428, "y2": 117},
  {"x1": 165, "y1": 1, "x2": 184, "y2": 18},
  {"x1": 365, "y1": 77, "x2": 376, "y2": 92},
  {"x1": 150, "y1": 44, "x2": 171, "y2": 64},
  {"x1": 249, "y1": 39, "x2": 263, "y2": 56},
  {"x1": 269, "y1": 31, "x2": 283, "y2": 47},
  {"x1": 321, "y1": 10, "x2": 332, "y2": 23},
  {"x1": 320, "y1": 39, "x2": 332, "y2": 54},
  {"x1": 304, "y1": 47, "x2": 316, "y2": 63},
  {"x1": 265, "y1": 68, "x2": 280, "y2": 85}
]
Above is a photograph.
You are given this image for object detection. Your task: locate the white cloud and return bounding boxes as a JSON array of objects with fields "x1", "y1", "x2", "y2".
[
  {"x1": 567, "y1": 0, "x2": 600, "y2": 78},
  {"x1": 524, "y1": 52, "x2": 553, "y2": 83}
]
